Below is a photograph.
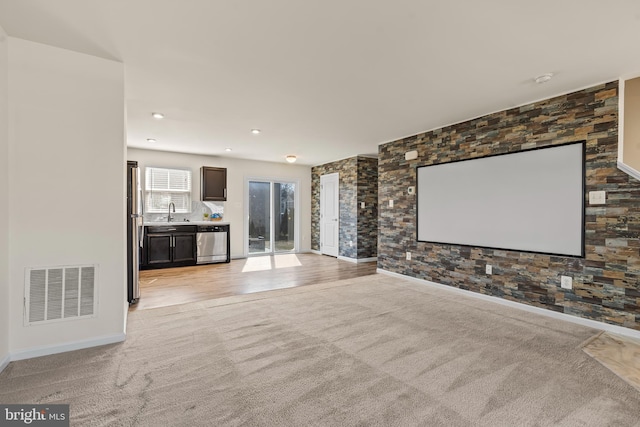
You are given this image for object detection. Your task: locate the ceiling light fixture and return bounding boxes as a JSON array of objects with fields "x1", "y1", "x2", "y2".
[
  {"x1": 251, "y1": 129, "x2": 261, "y2": 134},
  {"x1": 286, "y1": 155, "x2": 297, "y2": 163},
  {"x1": 225, "y1": 148, "x2": 232, "y2": 152},
  {"x1": 151, "y1": 112, "x2": 165, "y2": 119},
  {"x1": 534, "y1": 73, "x2": 554, "y2": 84},
  {"x1": 146, "y1": 138, "x2": 156, "y2": 143}
]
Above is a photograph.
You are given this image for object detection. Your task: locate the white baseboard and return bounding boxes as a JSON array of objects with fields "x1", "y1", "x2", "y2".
[
  {"x1": 0, "y1": 352, "x2": 9, "y2": 373},
  {"x1": 338, "y1": 256, "x2": 377, "y2": 264},
  {"x1": 10, "y1": 333, "x2": 126, "y2": 362},
  {"x1": 377, "y1": 268, "x2": 640, "y2": 341}
]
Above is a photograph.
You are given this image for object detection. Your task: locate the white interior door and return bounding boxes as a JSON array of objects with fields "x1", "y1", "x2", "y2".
[{"x1": 320, "y1": 173, "x2": 339, "y2": 257}]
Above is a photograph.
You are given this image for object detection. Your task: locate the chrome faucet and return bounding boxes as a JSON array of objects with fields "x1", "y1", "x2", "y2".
[{"x1": 168, "y1": 202, "x2": 175, "y2": 222}]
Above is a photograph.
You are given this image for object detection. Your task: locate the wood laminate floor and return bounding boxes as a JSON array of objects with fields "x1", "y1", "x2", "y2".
[
  {"x1": 582, "y1": 332, "x2": 640, "y2": 392},
  {"x1": 132, "y1": 253, "x2": 377, "y2": 311}
]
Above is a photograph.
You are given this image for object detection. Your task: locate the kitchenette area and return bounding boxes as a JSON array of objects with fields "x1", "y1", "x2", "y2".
[
  {"x1": 125, "y1": 146, "x2": 313, "y2": 309},
  {"x1": 127, "y1": 160, "x2": 232, "y2": 305}
]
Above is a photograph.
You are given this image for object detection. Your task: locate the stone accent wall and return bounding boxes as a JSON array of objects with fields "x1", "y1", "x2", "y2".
[
  {"x1": 378, "y1": 81, "x2": 640, "y2": 331},
  {"x1": 357, "y1": 157, "x2": 378, "y2": 258},
  {"x1": 312, "y1": 156, "x2": 378, "y2": 259},
  {"x1": 312, "y1": 157, "x2": 357, "y2": 258}
]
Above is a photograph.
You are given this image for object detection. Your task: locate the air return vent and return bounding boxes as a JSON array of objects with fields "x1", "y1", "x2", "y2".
[{"x1": 25, "y1": 265, "x2": 98, "y2": 325}]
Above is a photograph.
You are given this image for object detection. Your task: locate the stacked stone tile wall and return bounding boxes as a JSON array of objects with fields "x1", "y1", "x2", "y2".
[
  {"x1": 312, "y1": 156, "x2": 378, "y2": 259},
  {"x1": 312, "y1": 157, "x2": 358, "y2": 258},
  {"x1": 378, "y1": 81, "x2": 640, "y2": 331},
  {"x1": 357, "y1": 157, "x2": 378, "y2": 258}
]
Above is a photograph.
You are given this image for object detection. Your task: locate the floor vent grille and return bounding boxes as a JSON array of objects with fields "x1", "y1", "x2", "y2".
[{"x1": 25, "y1": 265, "x2": 98, "y2": 325}]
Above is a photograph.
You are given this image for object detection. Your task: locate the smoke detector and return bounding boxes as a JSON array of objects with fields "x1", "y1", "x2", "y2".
[{"x1": 534, "y1": 73, "x2": 554, "y2": 84}]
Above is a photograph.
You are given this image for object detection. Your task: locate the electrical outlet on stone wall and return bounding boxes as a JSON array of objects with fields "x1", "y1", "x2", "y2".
[{"x1": 561, "y1": 276, "x2": 573, "y2": 290}]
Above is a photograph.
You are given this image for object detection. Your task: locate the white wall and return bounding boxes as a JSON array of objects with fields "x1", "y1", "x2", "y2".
[
  {"x1": 0, "y1": 25, "x2": 9, "y2": 368},
  {"x1": 623, "y1": 77, "x2": 640, "y2": 170},
  {"x1": 127, "y1": 148, "x2": 312, "y2": 257},
  {"x1": 8, "y1": 38, "x2": 126, "y2": 355}
]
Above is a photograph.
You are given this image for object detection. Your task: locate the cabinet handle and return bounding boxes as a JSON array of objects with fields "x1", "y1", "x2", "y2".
[{"x1": 224, "y1": 188, "x2": 227, "y2": 199}]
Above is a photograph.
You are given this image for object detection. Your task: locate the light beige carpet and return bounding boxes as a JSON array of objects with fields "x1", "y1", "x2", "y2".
[{"x1": 1, "y1": 274, "x2": 640, "y2": 426}]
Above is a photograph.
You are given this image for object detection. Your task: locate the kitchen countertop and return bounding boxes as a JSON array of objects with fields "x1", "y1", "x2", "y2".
[{"x1": 145, "y1": 221, "x2": 230, "y2": 226}]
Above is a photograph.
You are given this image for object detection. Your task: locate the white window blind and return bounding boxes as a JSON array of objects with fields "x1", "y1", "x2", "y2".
[{"x1": 145, "y1": 167, "x2": 192, "y2": 213}]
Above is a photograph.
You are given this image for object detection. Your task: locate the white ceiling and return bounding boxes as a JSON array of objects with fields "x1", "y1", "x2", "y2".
[{"x1": 1, "y1": 1, "x2": 640, "y2": 166}]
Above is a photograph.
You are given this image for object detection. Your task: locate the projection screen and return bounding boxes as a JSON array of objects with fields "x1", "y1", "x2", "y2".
[{"x1": 416, "y1": 142, "x2": 585, "y2": 257}]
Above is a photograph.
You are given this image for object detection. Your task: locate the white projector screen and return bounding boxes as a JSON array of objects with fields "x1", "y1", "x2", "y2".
[{"x1": 417, "y1": 142, "x2": 585, "y2": 257}]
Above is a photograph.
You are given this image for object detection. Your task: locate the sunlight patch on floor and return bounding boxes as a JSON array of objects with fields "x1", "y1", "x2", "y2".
[
  {"x1": 274, "y1": 254, "x2": 302, "y2": 269},
  {"x1": 241, "y1": 254, "x2": 302, "y2": 272},
  {"x1": 242, "y1": 257, "x2": 273, "y2": 272}
]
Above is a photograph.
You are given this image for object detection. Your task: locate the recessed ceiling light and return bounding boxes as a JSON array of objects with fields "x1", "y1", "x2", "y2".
[
  {"x1": 151, "y1": 112, "x2": 164, "y2": 119},
  {"x1": 225, "y1": 148, "x2": 232, "y2": 152},
  {"x1": 251, "y1": 129, "x2": 261, "y2": 134},
  {"x1": 286, "y1": 155, "x2": 297, "y2": 163},
  {"x1": 146, "y1": 138, "x2": 156, "y2": 143},
  {"x1": 534, "y1": 73, "x2": 554, "y2": 84}
]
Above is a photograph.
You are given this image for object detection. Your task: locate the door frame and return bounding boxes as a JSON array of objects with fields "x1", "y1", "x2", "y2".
[
  {"x1": 320, "y1": 173, "x2": 340, "y2": 257},
  {"x1": 244, "y1": 176, "x2": 300, "y2": 257}
]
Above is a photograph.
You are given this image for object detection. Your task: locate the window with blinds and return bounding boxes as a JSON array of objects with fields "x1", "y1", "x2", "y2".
[{"x1": 145, "y1": 167, "x2": 192, "y2": 213}]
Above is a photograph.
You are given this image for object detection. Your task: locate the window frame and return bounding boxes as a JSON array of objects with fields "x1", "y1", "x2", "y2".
[{"x1": 144, "y1": 166, "x2": 193, "y2": 214}]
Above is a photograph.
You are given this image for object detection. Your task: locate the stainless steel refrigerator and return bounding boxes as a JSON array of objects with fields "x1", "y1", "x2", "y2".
[{"x1": 127, "y1": 161, "x2": 143, "y2": 304}]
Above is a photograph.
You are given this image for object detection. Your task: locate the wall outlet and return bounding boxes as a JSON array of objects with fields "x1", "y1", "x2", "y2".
[
  {"x1": 486, "y1": 264, "x2": 492, "y2": 275},
  {"x1": 389, "y1": 199, "x2": 394, "y2": 208},
  {"x1": 588, "y1": 191, "x2": 606, "y2": 205},
  {"x1": 360, "y1": 201, "x2": 365, "y2": 209},
  {"x1": 561, "y1": 275, "x2": 573, "y2": 290},
  {"x1": 406, "y1": 252, "x2": 411, "y2": 261},
  {"x1": 349, "y1": 240, "x2": 353, "y2": 247}
]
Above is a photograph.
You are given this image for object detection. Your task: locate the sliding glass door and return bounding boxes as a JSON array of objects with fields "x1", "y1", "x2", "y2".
[{"x1": 247, "y1": 179, "x2": 297, "y2": 255}]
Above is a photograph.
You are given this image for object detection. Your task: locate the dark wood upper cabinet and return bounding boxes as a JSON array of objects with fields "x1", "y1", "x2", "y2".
[{"x1": 201, "y1": 166, "x2": 227, "y2": 201}]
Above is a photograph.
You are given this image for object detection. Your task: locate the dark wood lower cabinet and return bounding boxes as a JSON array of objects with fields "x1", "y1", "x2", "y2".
[
  {"x1": 146, "y1": 234, "x2": 173, "y2": 265},
  {"x1": 172, "y1": 233, "x2": 197, "y2": 263},
  {"x1": 141, "y1": 226, "x2": 197, "y2": 269}
]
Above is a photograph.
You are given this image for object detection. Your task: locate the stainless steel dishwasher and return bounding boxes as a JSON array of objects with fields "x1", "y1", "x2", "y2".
[{"x1": 196, "y1": 224, "x2": 230, "y2": 264}]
